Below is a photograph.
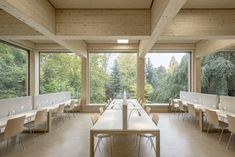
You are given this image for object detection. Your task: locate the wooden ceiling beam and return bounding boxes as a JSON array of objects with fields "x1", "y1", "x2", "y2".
[
  {"x1": 0, "y1": 0, "x2": 87, "y2": 57},
  {"x1": 195, "y1": 40, "x2": 235, "y2": 58},
  {"x1": 139, "y1": 0, "x2": 187, "y2": 57}
]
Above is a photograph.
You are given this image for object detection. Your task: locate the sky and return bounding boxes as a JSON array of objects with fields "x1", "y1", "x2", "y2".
[{"x1": 146, "y1": 53, "x2": 186, "y2": 68}]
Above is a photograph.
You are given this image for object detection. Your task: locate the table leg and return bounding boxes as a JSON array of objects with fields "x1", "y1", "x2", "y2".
[
  {"x1": 90, "y1": 130, "x2": 94, "y2": 157},
  {"x1": 199, "y1": 110, "x2": 204, "y2": 132},
  {"x1": 47, "y1": 110, "x2": 52, "y2": 132},
  {"x1": 156, "y1": 131, "x2": 160, "y2": 157}
]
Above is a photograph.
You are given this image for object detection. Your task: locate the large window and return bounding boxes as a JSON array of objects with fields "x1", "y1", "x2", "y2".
[
  {"x1": 0, "y1": 42, "x2": 29, "y2": 99},
  {"x1": 89, "y1": 53, "x2": 137, "y2": 103},
  {"x1": 201, "y1": 51, "x2": 235, "y2": 96},
  {"x1": 145, "y1": 52, "x2": 190, "y2": 103},
  {"x1": 40, "y1": 52, "x2": 81, "y2": 99}
]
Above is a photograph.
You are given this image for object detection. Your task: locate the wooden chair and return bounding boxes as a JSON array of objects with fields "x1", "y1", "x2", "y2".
[
  {"x1": 138, "y1": 113, "x2": 159, "y2": 157},
  {"x1": 187, "y1": 103, "x2": 198, "y2": 121},
  {"x1": 0, "y1": 115, "x2": 26, "y2": 154},
  {"x1": 178, "y1": 100, "x2": 187, "y2": 119},
  {"x1": 99, "y1": 107, "x2": 104, "y2": 115},
  {"x1": 226, "y1": 115, "x2": 235, "y2": 149},
  {"x1": 91, "y1": 114, "x2": 112, "y2": 156},
  {"x1": 64, "y1": 100, "x2": 76, "y2": 119},
  {"x1": 52, "y1": 104, "x2": 65, "y2": 127},
  {"x1": 145, "y1": 107, "x2": 151, "y2": 115},
  {"x1": 24, "y1": 109, "x2": 48, "y2": 135},
  {"x1": 170, "y1": 98, "x2": 179, "y2": 113},
  {"x1": 205, "y1": 109, "x2": 228, "y2": 143}
]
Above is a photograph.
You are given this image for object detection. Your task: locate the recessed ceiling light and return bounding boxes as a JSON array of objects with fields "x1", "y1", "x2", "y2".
[{"x1": 117, "y1": 39, "x2": 129, "y2": 44}]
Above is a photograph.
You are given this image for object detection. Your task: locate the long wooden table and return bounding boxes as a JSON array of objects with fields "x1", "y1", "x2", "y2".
[
  {"x1": 173, "y1": 99, "x2": 235, "y2": 132},
  {"x1": 0, "y1": 100, "x2": 71, "y2": 133},
  {"x1": 90, "y1": 99, "x2": 160, "y2": 157}
]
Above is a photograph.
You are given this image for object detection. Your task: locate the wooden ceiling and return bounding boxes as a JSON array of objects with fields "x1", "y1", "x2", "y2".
[
  {"x1": 183, "y1": 0, "x2": 235, "y2": 9},
  {"x1": 49, "y1": 0, "x2": 153, "y2": 9}
]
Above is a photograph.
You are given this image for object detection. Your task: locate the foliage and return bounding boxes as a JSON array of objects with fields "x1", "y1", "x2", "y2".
[
  {"x1": 90, "y1": 53, "x2": 137, "y2": 103},
  {"x1": 40, "y1": 53, "x2": 82, "y2": 99},
  {"x1": 201, "y1": 52, "x2": 235, "y2": 96},
  {"x1": 1, "y1": 40, "x2": 235, "y2": 104},
  {"x1": 145, "y1": 54, "x2": 189, "y2": 103},
  {"x1": 0, "y1": 42, "x2": 27, "y2": 99}
]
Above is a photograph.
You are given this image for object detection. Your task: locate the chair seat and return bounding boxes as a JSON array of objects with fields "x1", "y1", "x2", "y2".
[
  {"x1": 219, "y1": 121, "x2": 228, "y2": 128},
  {"x1": 24, "y1": 121, "x2": 35, "y2": 128},
  {"x1": 174, "y1": 104, "x2": 179, "y2": 108}
]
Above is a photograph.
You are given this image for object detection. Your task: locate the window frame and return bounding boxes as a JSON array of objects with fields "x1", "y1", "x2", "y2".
[
  {"x1": 88, "y1": 51, "x2": 138, "y2": 104},
  {"x1": 144, "y1": 51, "x2": 192, "y2": 103},
  {"x1": 0, "y1": 40, "x2": 30, "y2": 97}
]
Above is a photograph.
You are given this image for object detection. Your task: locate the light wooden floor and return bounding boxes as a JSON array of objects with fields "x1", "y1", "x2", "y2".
[{"x1": 1, "y1": 113, "x2": 235, "y2": 157}]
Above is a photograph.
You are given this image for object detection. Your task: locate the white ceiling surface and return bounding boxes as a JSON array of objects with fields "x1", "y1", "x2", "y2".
[
  {"x1": 49, "y1": 0, "x2": 153, "y2": 9},
  {"x1": 183, "y1": 0, "x2": 235, "y2": 8}
]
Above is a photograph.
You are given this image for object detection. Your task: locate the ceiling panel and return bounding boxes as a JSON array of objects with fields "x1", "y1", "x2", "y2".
[
  {"x1": 49, "y1": 0, "x2": 152, "y2": 9},
  {"x1": 183, "y1": 0, "x2": 235, "y2": 8}
]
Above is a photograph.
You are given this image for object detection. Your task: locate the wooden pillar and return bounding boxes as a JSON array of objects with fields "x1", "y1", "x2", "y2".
[
  {"x1": 192, "y1": 52, "x2": 202, "y2": 92},
  {"x1": 29, "y1": 49, "x2": 39, "y2": 96},
  {"x1": 81, "y1": 55, "x2": 89, "y2": 107},
  {"x1": 137, "y1": 56, "x2": 145, "y2": 101}
]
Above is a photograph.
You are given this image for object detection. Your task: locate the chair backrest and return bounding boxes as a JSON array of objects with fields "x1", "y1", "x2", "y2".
[
  {"x1": 178, "y1": 100, "x2": 184, "y2": 111},
  {"x1": 35, "y1": 109, "x2": 47, "y2": 125},
  {"x1": 99, "y1": 107, "x2": 104, "y2": 114},
  {"x1": 187, "y1": 103, "x2": 196, "y2": 116},
  {"x1": 4, "y1": 115, "x2": 26, "y2": 139},
  {"x1": 145, "y1": 107, "x2": 151, "y2": 115},
  {"x1": 57, "y1": 104, "x2": 65, "y2": 115},
  {"x1": 205, "y1": 109, "x2": 219, "y2": 126},
  {"x1": 152, "y1": 113, "x2": 159, "y2": 126},
  {"x1": 69, "y1": 100, "x2": 75, "y2": 110},
  {"x1": 91, "y1": 114, "x2": 99, "y2": 125},
  {"x1": 227, "y1": 114, "x2": 235, "y2": 133}
]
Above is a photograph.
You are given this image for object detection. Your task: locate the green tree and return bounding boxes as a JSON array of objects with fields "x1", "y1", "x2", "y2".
[
  {"x1": 108, "y1": 60, "x2": 123, "y2": 98},
  {"x1": 0, "y1": 42, "x2": 27, "y2": 99}
]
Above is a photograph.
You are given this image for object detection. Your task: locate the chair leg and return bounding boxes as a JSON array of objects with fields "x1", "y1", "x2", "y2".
[
  {"x1": 150, "y1": 137, "x2": 156, "y2": 153},
  {"x1": 94, "y1": 138, "x2": 101, "y2": 153},
  {"x1": 135, "y1": 135, "x2": 139, "y2": 147},
  {"x1": 138, "y1": 136, "x2": 141, "y2": 157},
  {"x1": 18, "y1": 135, "x2": 24, "y2": 151},
  {"x1": 109, "y1": 137, "x2": 112, "y2": 157},
  {"x1": 207, "y1": 124, "x2": 210, "y2": 134},
  {"x1": 226, "y1": 133, "x2": 233, "y2": 150},
  {"x1": 218, "y1": 127, "x2": 225, "y2": 144}
]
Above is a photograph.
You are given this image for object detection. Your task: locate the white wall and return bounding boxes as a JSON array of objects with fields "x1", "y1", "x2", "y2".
[
  {"x1": 33, "y1": 92, "x2": 71, "y2": 108},
  {"x1": 180, "y1": 91, "x2": 219, "y2": 108},
  {"x1": 219, "y1": 96, "x2": 235, "y2": 113},
  {"x1": 0, "y1": 96, "x2": 32, "y2": 118}
]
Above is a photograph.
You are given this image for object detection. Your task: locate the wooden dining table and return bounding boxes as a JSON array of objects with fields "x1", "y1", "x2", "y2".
[
  {"x1": 90, "y1": 99, "x2": 160, "y2": 157},
  {"x1": 0, "y1": 100, "x2": 72, "y2": 133}
]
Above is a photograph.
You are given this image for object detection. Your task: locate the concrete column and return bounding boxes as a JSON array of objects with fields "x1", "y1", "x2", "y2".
[
  {"x1": 192, "y1": 52, "x2": 202, "y2": 92},
  {"x1": 29, "y1": 49, "x2": 39, "y2": 96},
  {"x1": 137, "y1": 56, "x2": 145, "y2": 101},
  {"x1": 81, "y1": 55, "x2": 89, "y2": 106}
]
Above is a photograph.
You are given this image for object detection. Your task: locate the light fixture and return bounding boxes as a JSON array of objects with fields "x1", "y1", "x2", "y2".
[{"x1": 117, "y1": 39, "x2": 129, "y2": 44}]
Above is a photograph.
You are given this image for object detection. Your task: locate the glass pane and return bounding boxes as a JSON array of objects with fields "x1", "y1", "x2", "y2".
[
  {"x1": 0, "y1": 42, "x2": 28, "y2": 99},
  {"x1": 145, "y1": 53, "x2": 190, "y2": 103},
  {"x1": 201, "y1": 51, "x2": 235, "y2": 96},
  {"x1": 40, "y1": 52, "x2": 82, "y2": 99},
  {"x1": 90, "y1": 53, "x2": 137, "y2": 103}
]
